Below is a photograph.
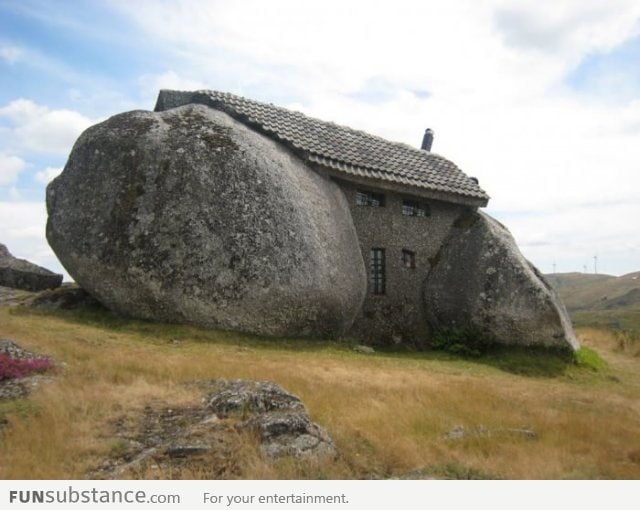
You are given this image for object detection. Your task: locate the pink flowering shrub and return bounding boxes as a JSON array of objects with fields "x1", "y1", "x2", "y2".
[{"x1": 0, "y1": 353, "x2": 54, "y2": 381}]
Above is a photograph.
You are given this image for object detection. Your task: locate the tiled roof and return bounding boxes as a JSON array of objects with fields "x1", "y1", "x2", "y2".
[{"x1": 155, "y1": 90, "x2": 489, "y2": 206}]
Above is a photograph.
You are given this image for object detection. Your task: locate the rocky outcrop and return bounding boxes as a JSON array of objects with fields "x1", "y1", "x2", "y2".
[
  {"x1": 0, "y1": 286, "x2": 35, "y2": 307},
  {"x1": 28, "y1": 284, "x2": 105, "y2": 311},
  {"x1": 424, "y1": 212, "x2": 578, "y2": 350},
  {"x1": 94, "y1": 379, "x2": 335, "y2": 478},
  {"x1": 0, "y1": 243, "x2": 62, "y2": 292},
  {"x1": 206, "y1": 379, "x2": 336, "y2": 459},
  {"x1": 46, "y1": 104, "x2": 366, "y2": 338}
]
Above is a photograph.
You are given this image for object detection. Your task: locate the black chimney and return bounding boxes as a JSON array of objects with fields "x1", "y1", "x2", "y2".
[{"x1": 421, "y1": 128, "x2": 434, "y2": 151}]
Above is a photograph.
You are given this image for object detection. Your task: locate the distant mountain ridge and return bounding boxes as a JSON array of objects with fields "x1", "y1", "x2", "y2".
[{"x1": 545, "y1": 271, "x2": 640, "y2": 330}]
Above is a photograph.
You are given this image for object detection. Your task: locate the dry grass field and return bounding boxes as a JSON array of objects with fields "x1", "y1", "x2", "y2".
[
  {"x1": 1, "y1": 306, "x2": 639, "y2": 480},
  {"x1": 546, "y1": 271, "x2": 640, "y2": 331}
]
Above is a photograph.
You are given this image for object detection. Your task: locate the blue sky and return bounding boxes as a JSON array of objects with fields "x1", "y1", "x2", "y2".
[{"x1": 1, "y1": 0, "x2": 640, "y2": 278}]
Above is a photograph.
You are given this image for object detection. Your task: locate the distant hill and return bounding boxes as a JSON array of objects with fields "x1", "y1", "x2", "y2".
[{"x1": 545, "y1": 271, "x2": 640, "y2": 330}]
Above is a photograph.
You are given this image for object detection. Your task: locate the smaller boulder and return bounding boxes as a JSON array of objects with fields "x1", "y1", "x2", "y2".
[
  {"x1": 0, "y1": 243, "x2": 62, "y2": 292},
  {"x1": 425, "y1": 212, "x2": 578, "y2": 351}
]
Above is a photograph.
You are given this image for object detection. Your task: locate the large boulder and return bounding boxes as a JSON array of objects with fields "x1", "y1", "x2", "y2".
[
  {"x1": 0, "y1": 243, "x2": 62, "y2": 292},
  {"x1": 424, "y1": 212, "x2": 578, "y2": 350},
  {"x1": 46, "y1": 104, "x2": 366, "y2": 338}
]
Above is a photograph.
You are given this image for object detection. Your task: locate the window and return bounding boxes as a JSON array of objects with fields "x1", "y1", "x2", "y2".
[
  {"x1": 369, "y1": 248, "x2": 385, "y2": 294},
  {"x1": 402, "y1": 199, "x2": 430, "y2": 217},
  {"x1": 356, "y1": 190, "x2": 385, "y2": 207},
  {"x1": 402, "y1": 249, "x2": 415, "y2": 269}
]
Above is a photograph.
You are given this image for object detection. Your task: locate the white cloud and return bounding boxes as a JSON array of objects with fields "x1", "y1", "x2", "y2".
[
  {"x1": 108, "y1": 0, "x2": 640, "y2": 276},
  {"x1": 0, "y1": 201, "x2": 68, "y2": 279},
  {"x1": 0, "y1": 45, "x2": 24, "y2": 64},
  {"x1": 1, "y1": 1, "x2": 634, "y2": 276},
  {"x1": 35, "y1": 166, "x2": 63, "y2": 185},
  {"x1": 8, "y1": 186, "x2": 21, "y2": 200},
  {"x1": 495, "y1": 201, "x2": 640, "y2": 275},
  {"x1": 0, "y1": 98, "x2": 93, "y2": 155},
  {"x1": 0, "y1": 98, "x2": 47, "y2": 123},
  {"x1": 0, "y1": 153, "x2": 26, "y2": 185},
  {"x1": 0, "y1": 201, "x2": 46, "y2": 240},
  {"x1": 493, "y1": 0, "x2": 640, "y2": 57},
  {"x1": 114, "y1": 0, "x2": 640, "y2": 97},
  {"x1": 138, "y1": 70, "x2": 208, "y2": 105}
]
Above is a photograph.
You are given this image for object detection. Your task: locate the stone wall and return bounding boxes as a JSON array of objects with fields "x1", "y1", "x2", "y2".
[{"x1": 335, "y1": 179, "x2": 465, "y2": 346}]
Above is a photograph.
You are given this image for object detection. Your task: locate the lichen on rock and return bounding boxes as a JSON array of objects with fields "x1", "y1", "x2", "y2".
[
  {"x1": 46, "y1": 104, "x2": 366, "y2": 338},
  {"x1": 424, "y1": 211, "x2": 578, "y2": 350}
]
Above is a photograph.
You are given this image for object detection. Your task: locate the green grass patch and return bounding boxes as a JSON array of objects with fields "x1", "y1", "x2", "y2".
[
  {"x1": 573, "y1": 347, "x2": 607, "y2": 371},
  {"x1": 428, "y1": 325, "x2": 579, "y2": 377},
  {"x1": 478, "y1": 345, "x2": 575, "y2": 377}
]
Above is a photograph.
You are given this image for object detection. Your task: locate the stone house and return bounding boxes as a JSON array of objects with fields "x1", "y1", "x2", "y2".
[{"x1": 155, "y1": 91, "x2": 489, "y2": 344}]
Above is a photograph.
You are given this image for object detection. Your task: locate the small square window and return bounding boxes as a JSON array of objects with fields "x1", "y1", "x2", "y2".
[
  {"x1": 356, "y1": 190, "x2": 385, "y2": 207},
  {"x1": 401, "y1": 249, "x2": 415, "y2": 269},
  {"x1": 402, "y1": 199, "x2": 430, "y2": 217}
]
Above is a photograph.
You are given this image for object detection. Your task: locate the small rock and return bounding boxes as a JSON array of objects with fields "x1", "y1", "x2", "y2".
[
  {"x1": 445, "y1": 425, "x2": 536, "y2": 441},
  {"x1": 0, "y1": 339, "x2": 43, "y2": 360},
  {"x1": 445, "y1": 425, "x2": 467, "y2": 440},
  {"x1": 205, "y1": 379, "x2": 305, "y2": 417},
  {"x1": 353, "y1": 345, "x2": 375, "y2": 354},
  {"x1": 164, "y1": 444, "x2": 212, "y2": 458},
  {"x1": 0, "y1": 379, "x2": 29, "y2": 400}
]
